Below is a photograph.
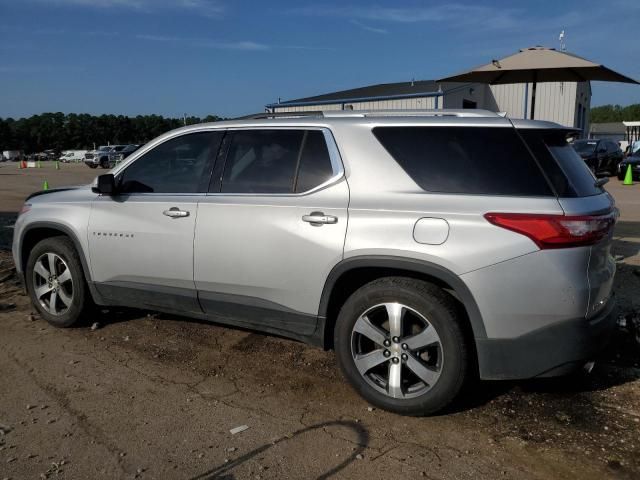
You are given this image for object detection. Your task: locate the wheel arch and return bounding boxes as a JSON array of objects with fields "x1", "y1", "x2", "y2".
[
  {"x1": 318, "y1": 256, "x2": 487, "y2": 350},
  {"x1": 19, "y1": 222, "x2": 93, "y2": 285}
]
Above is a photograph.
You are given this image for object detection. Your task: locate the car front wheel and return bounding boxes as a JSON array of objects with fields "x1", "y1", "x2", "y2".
[
  {"x1": 26, "y1": 237, "x2": 94, "y2": 327},
  {"x1": 334, "y1": 277, "x2": 470, "y2": 416}
]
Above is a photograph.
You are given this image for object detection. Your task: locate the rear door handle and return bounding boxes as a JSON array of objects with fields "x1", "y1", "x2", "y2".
[
  {"x1": 163, "y1": 207, "x2": 190, "y2": 218},
  {"x1": 302, "y1": 212, "x2": 338, "y2": 226}
]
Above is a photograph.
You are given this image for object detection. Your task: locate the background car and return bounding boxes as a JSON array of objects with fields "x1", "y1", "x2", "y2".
[
  {"x1": 617, "y1": 153, "x2": 640, "y2": 180},
  {"x1": 572, "y1": 139, "x2": 623, "y2": 176}
]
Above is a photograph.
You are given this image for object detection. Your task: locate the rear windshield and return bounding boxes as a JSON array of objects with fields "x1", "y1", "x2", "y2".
[
  {"x1": 372, "y1": 126, "x2": 553, "y2": 196},
  {"x1": 572, "y1": 140, "x2": 598, "y2": 154},
  {"x1": 519, "y1": 129, "x2": 602, "y2": 197}
]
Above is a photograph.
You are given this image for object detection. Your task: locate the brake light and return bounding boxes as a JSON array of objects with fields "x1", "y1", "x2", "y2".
[{"x1": 484, "y1": 211, "x2": 617, "y2": 249}]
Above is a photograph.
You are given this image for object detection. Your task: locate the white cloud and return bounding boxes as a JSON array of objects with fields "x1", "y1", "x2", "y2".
[
  {"x1": 20, "y1": 0, "x2": 225, "y2": 17},
  {"x1": 289, "y1": 4, "x2": 524, "y2": 31},
  {"x1": 135, "y1": 34, "x2": 269, "y2": 51},
  {"x1": 350, "y1": 20, "x2": 388, "y2": 35}
]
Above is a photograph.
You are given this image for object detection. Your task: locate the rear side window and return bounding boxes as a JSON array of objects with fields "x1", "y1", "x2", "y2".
[
  {"x1": 373, "y1": 126, "x2": 553, "y2": 196},
  {"x1": 220, "y1": 129, "x2": 336, "y2": 194},
  {"x1": 519, "y1": 129, "x2": 602, "y2": 197}
]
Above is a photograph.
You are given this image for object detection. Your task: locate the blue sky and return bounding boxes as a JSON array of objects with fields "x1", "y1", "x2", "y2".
[{"x1": 1, "y1": 0, "x2": 639, "y2": 119}]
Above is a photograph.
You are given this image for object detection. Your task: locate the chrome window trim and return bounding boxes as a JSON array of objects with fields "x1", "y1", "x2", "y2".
[{"x1": 107, "y1": 125, "x2": 345, "y2": 198}]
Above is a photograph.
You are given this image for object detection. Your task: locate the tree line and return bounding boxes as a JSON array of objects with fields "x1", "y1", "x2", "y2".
[
  {"x1": 590, "y1": 104, "x2": 640, "y2": 123},
  {"x1": 3, "y1": 105, "x2": 639, "y2": 153},
  {"x1": 0, "y1": 112, "x2": 224, "y2": 153}
]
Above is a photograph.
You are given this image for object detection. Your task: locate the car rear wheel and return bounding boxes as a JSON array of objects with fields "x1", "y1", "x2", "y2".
[
  {"x1": 26, "y1": 237, "x2": 94, "y2": 327},
  {"x1": 334, "y1": 277, "x2": 469, "y2": 416}
]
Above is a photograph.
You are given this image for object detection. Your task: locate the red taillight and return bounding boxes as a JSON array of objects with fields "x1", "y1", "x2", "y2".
[{"x1": 484, "y1": 211, "x2": 617, "y2": 249}]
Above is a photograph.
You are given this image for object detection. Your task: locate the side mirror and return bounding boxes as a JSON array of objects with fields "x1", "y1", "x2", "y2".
[{"x1": 92, "y1": 174, "x2": 116, "y2": 195}]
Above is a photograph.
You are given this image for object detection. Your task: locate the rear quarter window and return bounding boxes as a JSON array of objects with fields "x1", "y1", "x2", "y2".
[
  {"x1": 519, "y1": 129, "x2": 602, "y2": 197},
  {"x1": 372, "y1": 126, "x2": 553, "y2": 196}
]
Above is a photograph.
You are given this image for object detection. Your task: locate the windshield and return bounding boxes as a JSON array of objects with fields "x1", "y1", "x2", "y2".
[
  {"x1": 572, "y1": 140, "x2": 598, "y2": 154},
  {"x1": 98, "y1": 146, "x2": 112, "y2": 151}
]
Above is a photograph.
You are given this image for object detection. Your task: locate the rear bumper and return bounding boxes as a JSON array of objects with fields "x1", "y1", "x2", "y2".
[{"x1": 476, "y1": 296, "x2": 616, "y2": 380}]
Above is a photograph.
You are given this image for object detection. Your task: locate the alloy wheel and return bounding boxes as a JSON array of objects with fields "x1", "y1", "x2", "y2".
[
  {"x1": 32, "y1": 252, "x2": 74, "y2": 316},
  {"x1": 350, "y1": 303, "x2": 443, "y2": 399}
]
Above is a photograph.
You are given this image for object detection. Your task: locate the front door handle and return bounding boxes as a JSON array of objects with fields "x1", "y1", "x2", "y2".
[
  {"x1": 302, "y1": 211, "x2": 338, "y2": 226},
  {"x1": 163, "y1": 207, "x2": 190, "y2": 218}
]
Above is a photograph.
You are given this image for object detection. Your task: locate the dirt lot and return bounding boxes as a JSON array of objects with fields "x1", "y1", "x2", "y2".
[{"x1": 1, "y1": 162, "x2": 639, "y2": 480}]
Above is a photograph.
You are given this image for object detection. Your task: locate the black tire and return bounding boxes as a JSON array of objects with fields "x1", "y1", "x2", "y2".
[
  {"x1": 618, "y1": 174, "x2": 624, "y2": 181},
  {"x1": 88, "y1": 164, "x2": 97, "y2": 169},
  {"x1": 25, "y1": 237, "x2": 94, "y2": 327},
  {"x1": 100, "y1": 157, "x2": 109, "y2": 169},
  {"x1": 334, "y1": 277, "x2": 469, "y2": 416}
]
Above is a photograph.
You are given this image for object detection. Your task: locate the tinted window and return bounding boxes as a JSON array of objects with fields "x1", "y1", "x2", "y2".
[
  {"x1": 373, "y1": 126, "x2": 553, "y2": 196},
  {"x1": 573, "y1": 140, "x2": 598, "y2": 155},
  {"x1": 294, "y1": 131, "x2": 334, "y2": 193},
  {"x1": 119, "y1": 131, "x2": 220, "y2": 194},
  {"x1": 220, "y1": 129, "x2": 336, "y2": 194},
  {"x1": 520, "y1": 129, "x2": 602, "y2": 197}
]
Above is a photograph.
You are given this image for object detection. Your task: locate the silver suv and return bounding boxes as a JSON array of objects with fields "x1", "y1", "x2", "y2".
[{"x1": 12, "y1": 110, "x2": 617, "y2": 415}]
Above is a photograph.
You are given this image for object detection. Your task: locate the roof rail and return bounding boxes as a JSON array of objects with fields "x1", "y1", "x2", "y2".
[
  {"x1": 235, "y1": 111, "x2": 325, "y2": 120},
  {"x1": 236, "y1": 109, "x2": 504, "y2": 120},
  {"x1": 334, "y1": 109, "x2": 503, "y2": 118}
]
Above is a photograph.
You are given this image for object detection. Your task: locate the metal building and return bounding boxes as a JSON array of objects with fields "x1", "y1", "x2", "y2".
[{"x1": 266, "y1": 80, "x2": 591, "y2": 134}]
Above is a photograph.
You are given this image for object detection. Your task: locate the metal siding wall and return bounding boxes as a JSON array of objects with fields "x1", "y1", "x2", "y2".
[
  {"x1": 488, "y1": 82, "x2": 580, "y2": 127},
  {"x1": 534, "y1": 82, "x2": 574, "y2": 126},
  {"x1": 489, "y1": 84, "x2": 526, "y2": 118},
  {"x1": 574, "y1": 81, "x2": 591, "y2": 134},
  {"x1": 273, "y1": 103, "x2": 342, "y2": 112}
]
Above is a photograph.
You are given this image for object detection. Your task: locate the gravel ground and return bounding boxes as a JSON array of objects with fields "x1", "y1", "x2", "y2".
[{"x1": 0, "y1": 163, "x2": 639, "y2": 479}]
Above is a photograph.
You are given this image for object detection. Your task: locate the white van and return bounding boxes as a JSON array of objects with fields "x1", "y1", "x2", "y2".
[
  {"x1": 59, "y1": 150, "x2": 88, "y2": 163},
  {"x1": 2, "y1": 150, "x2": 22, "y2": 162}
]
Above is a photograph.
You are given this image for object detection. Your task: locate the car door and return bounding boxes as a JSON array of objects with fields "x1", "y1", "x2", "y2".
[
  {"x1": 88, "y1": 130, "x2": 223, "y2": 313},
  {"x1": 193, "y1": 128, "x2": 349, "y2": 336}
]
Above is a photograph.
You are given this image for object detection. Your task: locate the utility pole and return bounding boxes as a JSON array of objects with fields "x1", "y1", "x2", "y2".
[{"x1": 183, "y1": 113, "x2": 187, "y2": 126}]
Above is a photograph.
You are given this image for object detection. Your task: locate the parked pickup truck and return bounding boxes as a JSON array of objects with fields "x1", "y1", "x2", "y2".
[{"x1": 84, "y1": 146, "x2": 118, "y2": 169}]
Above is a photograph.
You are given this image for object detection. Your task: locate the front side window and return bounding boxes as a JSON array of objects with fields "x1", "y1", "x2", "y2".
[
  {"x1": 220, "y1": 129, "x2": 336, "y2": 194},
  {"x1": 119, "y1": 131, "x2": 221, "y2": 194}
]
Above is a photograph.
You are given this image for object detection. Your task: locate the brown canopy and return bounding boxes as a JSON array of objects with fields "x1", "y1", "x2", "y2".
[
  {"x1": 438, "y1": 46, "x2": 639, "y2": 85},
  {"x1": 437, "y1": 47, "x2": 638, "y2": 119}
]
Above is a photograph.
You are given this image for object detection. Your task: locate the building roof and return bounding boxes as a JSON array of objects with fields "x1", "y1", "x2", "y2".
[
  {"x1": 268, "y1": 80, "x2": 442, "y2": 108},
  {"x1": 590, "y1": 122, "x2": 626, "y2": 134}
]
